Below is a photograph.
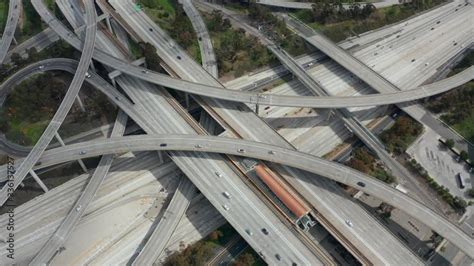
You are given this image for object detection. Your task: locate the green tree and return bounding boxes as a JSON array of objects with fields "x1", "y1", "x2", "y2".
[
  {"x1": 460, "y1": 150, "x2": 469, "y2": 161},
  {"x1": 468, "y1": 188, "x2": 474, "y2": 198},
  {"x1": 139, "y1": 42, "x2": 163, "y2": 72},
  {"x1": 445, "y1": 139, "x2": 455, "y2": 148}
]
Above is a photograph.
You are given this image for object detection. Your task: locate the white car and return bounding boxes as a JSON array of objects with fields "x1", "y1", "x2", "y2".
[
  {"x1": 222, "y1": 191, "x2": 231, "y2": 199},
  {"x1": 79, "y1": 150, "x2": 87, "y2": 155},
  {"x1": 222, "y1": 204, "x2": 230, "y2": 211},
  {"x1": 345, "y1": 219, "x2": 353, "y2": 227},
  {"x1": 38, "y1": 65, "x2": 44, "y2": 70},
  {"x1": 85, "y1": 72, "x2": 91, "y2": 78},
  {"x1": 215, "y1": 171, "x2": 223, "y2": 178},
  {"x1": 76, "y1": 205, "x2": 82, "y2": 211}
]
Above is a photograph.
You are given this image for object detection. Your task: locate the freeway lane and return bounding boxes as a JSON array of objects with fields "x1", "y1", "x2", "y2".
[
  {"x1": 0, "y1": 0, "x2": 20, "y2": 64},
  {"x1": 132, "y1": 176, "x2": 195, "y2": 265},
  {"x1": 0, "y1": 0, "x2": 97, "y2": 207},
  {"x1": 26, "y1": 0, "x2": 474, "y2": 108},
  {"x1": 26, "y1": 134, "x2": 474, "y2": 257},
  {"x1": 29, "y1": 110, "x2": 128, "y2": 265}
]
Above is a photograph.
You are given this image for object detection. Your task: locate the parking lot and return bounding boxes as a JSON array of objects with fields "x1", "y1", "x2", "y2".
[{"x1": 407, "y1": 129, "x2": 472, "y2": 200}]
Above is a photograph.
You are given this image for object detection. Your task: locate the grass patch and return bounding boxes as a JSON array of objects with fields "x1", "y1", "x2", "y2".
[
  {"x1": 139, "y1": 0, "x2": 201, "y2": 62},
  {"x1": 452, "y1": 111, "x2": 474, "y2": 143},
  {"x1": 426, "y1": 51, "x2": 474, "y2": 143},
  {"x1": 0, "y1": 0, "x2": 8, "y2": 32},
  {"x1": 21, "y1": 0, "x2": 44, "y2": 40}
]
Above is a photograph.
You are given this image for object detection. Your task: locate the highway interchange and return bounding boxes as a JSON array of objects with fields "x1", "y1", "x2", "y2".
[{"x1": 0, "y1": 0, "x2": 473, "y2": 265}]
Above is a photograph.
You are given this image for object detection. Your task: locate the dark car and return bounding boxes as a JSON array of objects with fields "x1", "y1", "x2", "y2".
[{"x1": 357, "y1": 181, "x2": 366, "y2": 187}]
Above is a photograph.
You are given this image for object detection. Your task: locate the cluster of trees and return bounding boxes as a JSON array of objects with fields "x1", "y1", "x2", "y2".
[
  {"x1": 164, "y1": 241, "x2": 215, "y2": 266},
  {"x1": 170, "y1": 3, "x2": 196, "y2": 50},
  {"x1": 347, "y1": 147, "x2": 395, "y2": 184},
  {"x1": 0, "y1": 71, "x2": 116, "y2": 145},
  {"x1": 248, "y1": 4, "x2": 306, "y2": 56},
  {"x1": 165, "y1": 224, "x2": 244, "y2": 265},
  {"x1": 139, "y1": 42, "x2": 163, "y2": 72},
  {"x1": 380, "y1": 115, "x2": 423, "y2": 155},
  {"x1": 0, "y1": 73, "x2": 66, "y2": 144},
  {"x1": 205, "y1": 10, "x2": 275, "y2": 77},
  {"x1": 408, "y1": 158, "x2": 467, "y2": 212},
  {"x1": 304, "y1": 1, "x2": 376, "y2": 24},
  {"x1": 22, "y1": 0, "x2": 43, "y2": 36}
]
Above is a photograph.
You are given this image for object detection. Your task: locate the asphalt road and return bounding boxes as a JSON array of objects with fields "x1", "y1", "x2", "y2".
[
  {"x1": 29, "y1": 110, "x2": 128, "y2": 265},
  {"x1": 26, "y1": 134, "x2": 474, "y2": 258}
]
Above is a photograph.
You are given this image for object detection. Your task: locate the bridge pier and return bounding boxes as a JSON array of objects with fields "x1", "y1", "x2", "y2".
[
  {"x1": 29, "y1": 170, "x2": 49, "y2": 192},
  {"x1": 157, "y1": 151, "x2": 163, "y2": 164},
  {"x1": 255, "y1": 104, "x2": 260, "y2": 115},
  {"x1": 110, "y1": 76, "x2": 117, "y2": 88},
  {"x1": 105, "y1": 16, "x2": 113, "y2": 34},
  {"x1": 185, "y1": 93, "x2": 190, "y2": 108},
  {"x1": 75, "y1": 95, "x2": 86, "y2": 112},
  {"x1": 55, "y1": 132, "x2": 88, "y2": 173}
]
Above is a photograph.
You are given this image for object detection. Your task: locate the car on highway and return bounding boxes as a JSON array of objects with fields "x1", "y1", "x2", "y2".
[
  {"x1": 142, "y1": 69, "x2": 149, "y2": 74},
  {"x1": 215, "y1": 171, "x2": 223, "y2": 178},
  {"x1": 237, "y1": 148, "x2": 245, "y2": 153},
  {"x1": 222, "y1": 204, "x2": 230, "y2": 211},
  {"x1": 38, "y1": 65, "x2": 44, "y2": 70},
  {"x1": 222, "y1": 191, "x2": 231, "y2": 199},
  {"x1": 245, "y1": 229, "x2": 253, "y2": 236},
  {"x1": 345, "y1": 219, "x2": 353, "y2": 227},
  {"x1": 76, "y1": 205, "x2": 82, "y2": 211},
  {"x1": 79, "y1": 150, "x2": 87, "y2": 155},
  {"x1": 261, "y1": 228, "x2": 269, "y2": 235},
  {"x1": 85, "y1": 72, "x2": 91, "y2": 78},
  {"x1": 357, "y1": 181, "x2": 366, "y2": 187}
]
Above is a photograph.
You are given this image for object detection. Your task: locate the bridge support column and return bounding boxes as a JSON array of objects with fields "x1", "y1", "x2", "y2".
[
  {"x1": 110, "y1": 77, "x2": 117, "y2": 88},
  {"x1": 255, "y1": 104, "x2": 260, "y2": 116},
  {"x1": 29, "y1": 170, "x2": 49, "y2": 192},
  {"x1": 75, "y1": 96, "x2": 86, "y2": 112},
  {"x1": 89, "y1": 61, "x2": 97, "y2": 73},
  {"x1": 157, "y1": 151, "x2": 163, "y2": 164},
  {"x1": 12, "y1": 36, "x2": 17, "y2": 45},
  {"x1": 326, "y1": 110, "x2": 334, "y2": 121},
  {"x1": 55, "y1": 132, "x2": 88, "y2": 173},
  {"x1": 105, "y1": 16, "x2": 113, "y2": 34},
  {"x1": 185, "y1": 93, "x2": 190, "y2": 108}
]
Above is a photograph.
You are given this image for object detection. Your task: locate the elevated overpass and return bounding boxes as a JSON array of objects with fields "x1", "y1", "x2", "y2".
[
  {"x1": 22, "y1": 134, "x2": 474, "y2": 258},
  {"x1": 0, "y1": 0, "x2": 20, "y2": 63}
]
